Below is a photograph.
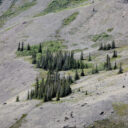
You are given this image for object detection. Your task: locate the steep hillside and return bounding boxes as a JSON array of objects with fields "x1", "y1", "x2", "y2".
[{"x1": 0, "y1": 0, "x2": 128, "y2": 128}]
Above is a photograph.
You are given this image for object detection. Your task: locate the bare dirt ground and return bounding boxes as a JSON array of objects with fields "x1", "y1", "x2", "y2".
[{"x1": 0, "y1": 0, "x2": 128, "y2": 128}]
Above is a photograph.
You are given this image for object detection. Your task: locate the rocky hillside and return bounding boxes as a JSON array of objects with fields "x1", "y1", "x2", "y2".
[{"x1": 0, "y1": 0, "x2": 128, "y2": 128}]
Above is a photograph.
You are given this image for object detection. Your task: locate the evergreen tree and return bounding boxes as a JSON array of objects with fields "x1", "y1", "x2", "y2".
[
  {"x1": 114, "y1": 61, "x2": 117, "y2": 70},
  {"x1": 38, "y1": 43, "x2": 42, "y2": 53},
  {"x1": 81, "y1": 69, "x2": 85, "y2": 76},
  {"x1": 103, "y1": 44, "x2": 107, "y2": 50},
  {"x1": 27, "y1": 43, "x2": 31, "y2": 50},
  {"x1": 118, "y1": 63, "x2": 123, "y2": 74},
  {"x1": 99, "y1": 43, "x2": 103, "y2": 50},
  {"x1": 21, "y1": 42, "x2": 24, "y2": 51},
  {"x1": 80, "y1": 51, "x2": 84, "y2": 60},
  {"x1": 56, "y1": 92, "x2": 60, "y2": 101},
  {"x1": 88, "y1": 53, "x2": 92, "y2": 61},
  {"x1": 16, "y1": 96, "x2": 19, "y2": 102},
  {"x1": 106, "y1": 54, "x2": 112, "y2": 70},
  {"x1": 112, "y1": 50, "x2": 117, "y2": 58},
  {"x1": 17, "y1": 42, "x2": 20, "y2": 51},
  {"x1": 95, "y1": 64, "x2": 99, "y2": 73},
  {"x1": 107, "y1": 43, "x2": 111, "y2": 50},
  {"x1": 27, "y1": 91, "x2": 30, "y2": 100},
  {"x1": 32, "y1": 52, "x2": 36, "y2": 64},
  {"x1": 74, "y1": 70, "x2": 80, "y2": 80},
  {"x1": 112, "y1": 40, "x2": 116, "y2": 49}
]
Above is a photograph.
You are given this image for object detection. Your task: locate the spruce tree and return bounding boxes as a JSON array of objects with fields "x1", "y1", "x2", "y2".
[
  {"x1": 27, "y1": 91, "x2": 30, "y2": 100},
  {"x1": 88, "y1": 53, "x2": 92, "y2": 61},
  {"x1": 112, "y1": 50, "x2": 117, "y2": 58},
  {"x1": 95, "y1": 64, "x2": 99, "y2": 73},
  {"x1": 99, "y1": 43, "x2": 103, "y2": 50},
  {"x1": 17, "y1": 42, "x2": 20, "y2": 51},
  {"x1": 56, "y1": 92, "x2": 60, "y2": 101},
  {"x1": 118, "y1": 63, "x2": 123, "y2": 74},
  {"x1": 21, "y1": 42, "x2": 24, "y2": 51},
  {"x1": 112, "y1": 40, "x2": 116, "y2": 49},
  {"x1": 114, "y1": 61, "x2": 117, "y2": 70},
  {"x1": 106, "y1": 54, "x2": 112, "y2": 70},
  {"x1": 81, "y1": 69, "x2": 85, "y2": 76},
  {"x1": 107, "y1": 43, "x2": 111, "y2": 50},
  {"x1": 80, "y1": 51, "x2": 84, "y2": 60},
  {"x1": 74, "y1": 70, "x2": 80, "y2": 80},
  {"x1": 27, "y1": 43, "x2": 31, "y2": 50},
  {"x1": 16, "y1": 96, "x2": 19, "y2": 102},
  {"x1": 38, "y1": 43, "x2": 42, "y2": 53}
]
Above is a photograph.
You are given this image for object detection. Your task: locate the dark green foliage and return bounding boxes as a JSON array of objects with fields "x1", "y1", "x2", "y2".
[
  {"x1": 38, "y1": 43, "x2": 42, "y2": 53},
  {"x1": 105, "y1": 54, "x2": 112, "y2": 70},
  {"x1": 112, "y1": 40, "x2": 116, "y2": 49},
  {"x1": 74, "y1": 70, "x2": 80, "y2": 80},
  {"x1": 92, "y1": 64, "x2": 99, "y2": 74},
  {"x1": 113, "y1": 50, "x2": 117, "y2": 58},
  {"x1": 80, "y1": 51, "x2": 84, "y2": 60},
  {"x1": 35, "y1": 50, "x2": 85, "y2": 71},
  {"x1": 27, "y1": 91, "x2": 30, "y2": 100},
  {"x1": 88, "y1": 53, "x2": 92, "y2": 61},
  {"x1": 32, "y1": 52, "x2": 36, "y2": 64},
  {"x1": 27, "y1": 43, "x2": 31, "y2": 51},
  {"x1": 81, "y1": 69, "x2": 85, "y2": 76},
  {"x1": 28, "y1": 72, "x2": 72, "y2": 102},
  {"x1": 99, "y1": 43, "x2": 103, "y2": 50},
  {"x1": 16, "y1": 96, "x2": 19, "y2": 102},
  {"x1": 21, "y1": 42, "x2": 24, "y2": 51},
  {"x1": 114, "y1": 61, "x2": 117, "y2": 70},
  {"x1": 17, "y1": 42, "x2": 20, "y2": 51},
  {"x1": 99, "y1": 41, "x2": 116, "y2": 51},
  {"x1": 118, "y1": 63, "x2": 123, "y2": 74}
]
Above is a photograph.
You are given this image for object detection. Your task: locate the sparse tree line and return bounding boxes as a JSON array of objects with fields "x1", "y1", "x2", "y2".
[
  {"x1": 99, "y1": 40, "x2": 116, "y2": 51},
  {"x1": 16, "y1": 41, "x2": 123, "y2": 102}
]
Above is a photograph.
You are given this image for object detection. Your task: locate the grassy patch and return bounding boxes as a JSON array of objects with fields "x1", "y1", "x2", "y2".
[
  {"x1": 16, "y1": 40, "x2": 66, "y2": 57},
  {"x1": 63, "y1": 12, "x2": 79, "y2": 26},
  {"x1": 0, "y1": 0, "x2": 37, "y2": 27},
  {"x1": 92, "y1": 32, "x2": 112, "y2": 42},
  {"x1": 9, "y1": 114, "x2": 27, "y2": 128},
  {"x1": 107, "y1": 28, "x2": 114, "y2": 32},
  {"x1": 113, "y1": 103, "x2": 128, "y2": 116},
  {"x1": 87, "y1": 119, "x2": 127, "y2": 128},
  {"x1": 35, "y1": 0, "x2": 88, "y2": 16}
]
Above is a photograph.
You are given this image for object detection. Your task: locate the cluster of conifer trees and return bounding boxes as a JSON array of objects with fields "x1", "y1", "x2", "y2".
[
  {"x1": 99, "y1": 40, "x2": 116, "y2": 50},
  {"x1": 27, "y1": 72, "x2": 72, "y2": 102},
  {"x1": 34, "y1": 50, "x2": 86, "y2": 71}
]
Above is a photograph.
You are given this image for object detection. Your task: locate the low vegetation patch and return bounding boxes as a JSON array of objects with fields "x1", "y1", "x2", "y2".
[
  {"x1": 35, "y1": 0, "x2": 88, "y2": 16},
  {"x1": 63, "y1": 12, "x2": 79, "y2": 26},
  {"x1": 9, "y1": 114, "x2": 27, "y2": 128},
  {"x1": 107, "y1": 28, "x2": 114, "y2": 32},
  {"x1": 0, "y1": 0, "x2": 37, "y2": 27},
  {"x1": 92, "y1": 32, "x2": 112, "y2": 42}
]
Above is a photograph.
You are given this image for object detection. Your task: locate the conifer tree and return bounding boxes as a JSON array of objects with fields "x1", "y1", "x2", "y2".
[
  {"x1": 112, "y1": 40, "x2": 116, "y2": 49},
  {"x1": 114, "y1": 61, "x2": 117, "y2": 70},
  {"x1": 16, "y1": 96, "x2": 19, "y2": 102},
  {"x1": 27, "y1": 43, "x2": 31, "y2": 50},
  {"x1": 107, "y1": 43, "x2": 111, "y2": 50},
  {"x1": 112, "y1": 50, "x2": 117, "y2": 58},
  {"x1": 95, "y1": 64, "x2": 99, "y2": 73},
  {"x1": 88, "y1": 53, "x2": 92, "y2": 61},
  {"x1": 74, "y1": 70, "x2": 80, "y2": 80},
  {"x1": 81, "y1": 69, "x2": 85, "y2": 76},
  {"x1": 56, "y1": 92, "x2": 60, "y2": 101},
  {"x1": 103, "y1": 44, "x2": 107, "y2": 50},
  {"x1": 106, "y1": 54, "x2": 112, "y2": 70},
  {"x1": 27, "y1": 91, "x2": 30, "y2": 100},
  {"x1": 17, "y1": 42, "x2": 20, "y2": 51},
  {"x1": 38, "y1": 43, "x2": 42, "y2": 53},
  {"x1": 118, "y1": 63, "x2": 123, "y2": 74},
  {"x1": 99, "y1": 43, "x2": 103, "y2": 50},
  {"x1": 32, "y1": 52, "x2": 36, "y2": 64},
  {"x1": 21, "y1": 42, "x2": 24, "y2": 51},
  {"x1": 80, "y1": 51, "x2": 84, "y2": 60}
]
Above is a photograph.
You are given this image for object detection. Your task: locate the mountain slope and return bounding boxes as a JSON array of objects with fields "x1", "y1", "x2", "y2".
[{"x1": 0, "y1": 0, "x2": 128, "y2": 128}]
